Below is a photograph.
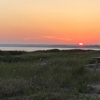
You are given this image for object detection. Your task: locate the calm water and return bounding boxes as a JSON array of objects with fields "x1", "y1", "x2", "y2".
[
  {"x1": 0, "y1": 47, "x2": 60, "y2": 51},
  {"x1": 0, "y1": 46, "x2": 100, "y2": 52}
]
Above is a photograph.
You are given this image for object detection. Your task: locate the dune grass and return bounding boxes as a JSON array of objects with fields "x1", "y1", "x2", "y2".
[{"x1": 0, "y1": 49, "x2": 100, "y2": 99}]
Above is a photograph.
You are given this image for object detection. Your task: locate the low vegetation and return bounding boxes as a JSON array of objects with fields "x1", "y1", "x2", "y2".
[{"x1": 0, "y1": 49, "x2": 100, "y2": 99}]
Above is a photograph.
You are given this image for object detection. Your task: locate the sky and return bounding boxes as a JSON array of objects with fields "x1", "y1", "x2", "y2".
[{"x1": 0, "y1": 0, "x2": 100, "y2": 44}]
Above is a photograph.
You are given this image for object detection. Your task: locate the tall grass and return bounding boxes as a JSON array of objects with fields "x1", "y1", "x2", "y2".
[{"x1": 0, "y1": 49, "x2": 100, "y2": 99}]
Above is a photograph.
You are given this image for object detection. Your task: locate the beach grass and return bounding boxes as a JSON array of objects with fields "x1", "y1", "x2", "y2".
[{"x1": 0, "y1": 49, "x2": 100, "y2": 99}]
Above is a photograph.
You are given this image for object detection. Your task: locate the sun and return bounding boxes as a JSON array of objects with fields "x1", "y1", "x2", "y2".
[{"x1": 79, "y1": 43, "x2": 83, "y2": 46}]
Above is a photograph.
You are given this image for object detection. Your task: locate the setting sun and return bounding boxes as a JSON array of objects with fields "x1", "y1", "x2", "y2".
[{"x1": 79, "y1": 43, "x2": 83, "y2": 46}]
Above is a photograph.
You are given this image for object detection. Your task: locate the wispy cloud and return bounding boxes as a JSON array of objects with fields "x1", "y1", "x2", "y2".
[
  {"x1": 43, "y1": 36, "x2": 55, "y2": 39},
  {"x1": 43, "y1": 36, "x2": 72, "y2": 42},
  {"x1": 24, "y1": 35, "x2": 72, "y2": 42}
]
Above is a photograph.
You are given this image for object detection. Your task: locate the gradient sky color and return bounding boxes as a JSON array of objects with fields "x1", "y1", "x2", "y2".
[{"x1": 0, "y1": 0, "x2": 100, "y2": 44}]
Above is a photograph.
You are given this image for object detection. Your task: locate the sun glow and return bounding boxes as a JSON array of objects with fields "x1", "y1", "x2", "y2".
[{"x1": 79, "y1": 43, "x2": 83, "y2": 46}]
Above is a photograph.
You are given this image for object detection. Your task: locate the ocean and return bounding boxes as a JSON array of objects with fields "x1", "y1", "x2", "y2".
[{"x1": 0, "y1": 44, "x2": 100, "y2": 52}]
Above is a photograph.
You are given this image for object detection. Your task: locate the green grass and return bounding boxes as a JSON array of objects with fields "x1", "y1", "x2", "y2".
[{"x1": 0, "y1": 49, "x2": 100, "y2": 99}]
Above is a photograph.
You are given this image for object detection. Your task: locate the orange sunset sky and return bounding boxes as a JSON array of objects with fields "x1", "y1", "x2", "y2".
[{"x1": 0, "y1": 0, "x2": 100, "y2": 44}]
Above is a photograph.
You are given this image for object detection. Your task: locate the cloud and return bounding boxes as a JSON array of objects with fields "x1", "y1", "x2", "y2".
[
  {"x1": 43, "y1": 36, "x2": 55, "y2": 39},
  {"x1": 24, "y1": 35, "x2": 72, "y2": 42},
  {"x1": 43, "y1": 36, "x2": 72, "y2": 42}
]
